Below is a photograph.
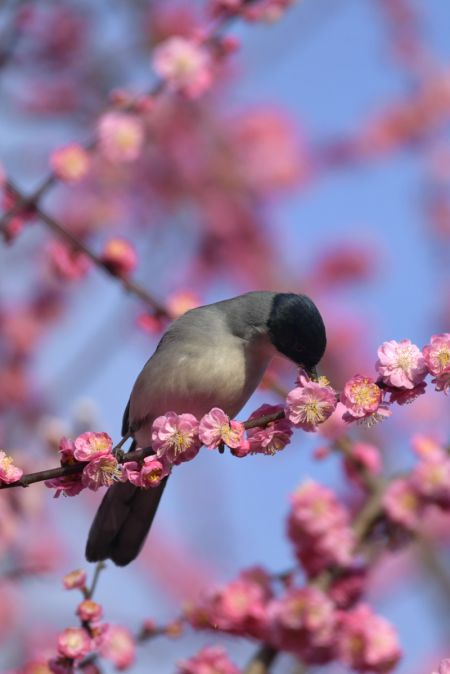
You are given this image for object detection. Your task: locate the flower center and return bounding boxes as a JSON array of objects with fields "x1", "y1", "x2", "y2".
[
  {"x1": 437, "y1": 347, "x2": 450, "y2": 369},
  {"x1": 351, "y1": 382, "x2": 379, "y2": 407}
]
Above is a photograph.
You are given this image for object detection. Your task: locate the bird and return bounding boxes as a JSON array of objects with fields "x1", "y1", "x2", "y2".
[{"x1": 85, "y1": 291, "x2": 327, "y2": 566}]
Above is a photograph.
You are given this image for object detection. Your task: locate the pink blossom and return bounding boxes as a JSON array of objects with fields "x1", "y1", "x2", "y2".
[
  {"x1": 82, "y1": 455, "x2": 121, "y2": 490},
  {"x1": 122, "y1": 460, "x2": 142, "y2": 487},
  {"x1": 287, "y1": 481, "x2": 355, "y2": 575},
  {"x1": 177, "y1": 646, "x2": 240, "y2": 674},
  {"x1": 100, "y1": 625, "x2": 136, "y2": 670},
  {"x1": 186, "y1": 567, "x2": 272, "y2": 639},
  {"x1": 336, "y1": 604, "x2": 401, "y2": 672},
  {"x1": 76, "y1": 599, "x2": 103, "y2": 623},
  {"x1": 50, "y1": 143, "x2": 90, "y2": 182},
  {"x1": 101, "y1": 238, "x2": 137, "y2": 278},
  {"x1": 423, "y1": 333, "x2": 450, "y2": 393},
  {"x1": 376, "y1": 339, "x2": 427, "y2": 389},
  {"x1": 285, "y1": 379, "x2": 337, "y2": 432},
  {"x1": 328, "y1": 567, "x2": 366, "y2": 609},
  {"x1": 268, "y1": 587, "x2": 336, "y2": 657},
  {"x1": 152, "y1": 37, "x2": 212, "y2": 98},
  {"x1": 140, "y1": 457, "x2": 168, "y2": 488},
  {"x1": 63, "y1": 568, "x2": 87, "y2": 590},
  {"x1": 151, "y1": 412, "x2": 200, "y2": 463},
  {"x1": 73, "y1": 432, "x2": 113, "y2": 461},
  {"x1": 246, "y1": 404, "x2": 292, "y2": 455},
  {"x1": 199, "y1": 408, "x2": 245, "y2": 449},
  {"x1": 383, "y1": 478, "x2": 424, "y2": 529},
  {"x1": 57, "y1": 627, "x2": 91, "y2": 659},
  {"x1": 0, "y1": 450, "x2": 23, "y2": 484},
  {"x1": 47, "y1": 240, "x2": 90, "y2": 281},
  {"x1": 341, "y1": 375, "x2": 389, "y2": 423},
  {"x1": 97, "y1": 112, "x2": 144, "y2": 162}
]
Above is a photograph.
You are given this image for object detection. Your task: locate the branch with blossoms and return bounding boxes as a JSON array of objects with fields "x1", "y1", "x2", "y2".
[{"x1": 0, "y1": 333, "x2": 448, "y2": 496}]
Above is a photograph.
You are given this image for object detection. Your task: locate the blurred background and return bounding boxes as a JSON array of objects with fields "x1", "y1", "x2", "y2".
[{"x1": 1, "y1": 0, "x2": 450, "y2": 672}]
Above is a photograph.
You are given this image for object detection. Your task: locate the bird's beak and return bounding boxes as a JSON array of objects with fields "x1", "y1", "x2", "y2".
[{"x1": 306, "y1": 366, "x2": 318, "y2": 381}]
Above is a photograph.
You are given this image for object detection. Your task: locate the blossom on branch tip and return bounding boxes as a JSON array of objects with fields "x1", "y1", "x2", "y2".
[
  {"x1": 376, "y1": 339, "x2": 427, "y2": 389},
  {"x1": 140, "y1": 457, "x2": 168, "y2": 488},
  {"x1": 81, "y1": 455, "x2": 121, "y2": 490},
  {"x1": 76, "y1": 599, "x2": 103, "y2": 623},
  {"x1": 63, "y1": 569, "x2": 87, "y2": 590},
  {"x1": 285, "y1": 378, "x2": 337, "y2": 432},
  {"x1": 199, "y1": 408, "x2": 245, "y2": 449},
  {"x1": 50, "y1": 143, "x2": 90, "y2": 182},
  {"x1": 152, "y1": 37, "x2": 212, "y2": 98},
  {"x1": 423, "y1": 333, "x2": 450, "y2": 393},
  {"x1": 97, "y1": 112, "x2": 144, "y2": 163},
  {"x1": 246, "y1": 404, "x2": 292, "y2": 455},
  {"x1": 57, "y1": 627, "x2": 91, "y2": 659},
  {"x1": 73, "y1": 432, "x2": 113, "y2": 462},
  {"x1": 101, "y1": 238, "x2": 137, "y2": 277},
  {"x1": 152, "y1": 412, "x2": 200, "y2": 463},
  {"x1": 177, "y1": 646, "x2": 240, "y2": 674},
  {"x1": 0, "y1": 450, "x2": 23, "y2": 484}
]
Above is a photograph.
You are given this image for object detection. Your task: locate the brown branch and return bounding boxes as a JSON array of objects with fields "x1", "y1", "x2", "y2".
[{"x1": 4, "y1": 180, "x2": 173, "y2": 316}]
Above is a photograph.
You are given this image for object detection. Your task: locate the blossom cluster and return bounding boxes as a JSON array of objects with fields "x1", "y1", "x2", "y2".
[
  {"x1": 184, "y1": 565, "x2": 401, "y2": 672},
  {"x1": 45, "y1": 432, "x2": 120, "y2": 497},
  {"x1": 48, "y1": 569, "x2": 135, "y2": 671},
  {"x1": 383, "y1": 434, "x2": 450, "y2": 530}
]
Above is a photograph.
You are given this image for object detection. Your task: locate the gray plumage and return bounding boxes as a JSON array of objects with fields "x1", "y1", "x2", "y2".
[{"x1": 86, "y1": 291, "x2": 326, "y2": 566}]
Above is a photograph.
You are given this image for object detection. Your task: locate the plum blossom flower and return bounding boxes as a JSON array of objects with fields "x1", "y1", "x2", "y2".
[
  {"x1": 82, "y1": 455, "x2": 121, "y2": 490},
  {"x1": 341, "y1": 375, "x2": 390, "y2": 424},
  {"x1": 73, "y1": 432, "x2": 113, "y2": 462},
  {"x1": 0, "y1": 450, "x2": 23, "y2": 484},
  {"x1": 177, "y1": 646, "x2": 240, "y2": 674},
  {"x1": 285, "y1": 378, "x2": 337, "y2": 432},
  {"x1": 199, "y1": 408, "x2": 245, "y2": 449},
  {"x1": 57, "y1": 627, "x2": 91, "y2": 659},
  {"x1": 50, "y1": 143, "x2": 90, "y2": 182},
  {"x1": 376, "y1": 339, "x2": 427, "y2": 389},
  {"x1": 287, "y1": 480, "x2": 355, "y2": 575},
  {"x1": 100, "y1": 625, "x2": 136, "y2": 670},
  {"x1": 152, "y1": 37, "x2": 212, "y2": 98},
  {"x1": 140, "y1": 457, "x2": 168, "y2": 488},
  {"x1": 268, "y1": 586, "x2": 336, "y2": 656},
  {"x1": 343, "y1": 442, "x2": 382, "y2": 486},
  {"x1": 101, "y1": 238, "x2": 137, "y2": 277},
  {"x1": 63, "y1": 569, "x2": 87, "y2": 590},
  {"x1": 423, "y1": 333, "x2": 450, "y2": 393},
  {"x1": 98, "y1": 112, "x2": 144, "y2": 162},
  {"x1": 246, "y1": 404, "x2": 292, "y2": 455},
  {"x1": 411, "y1": 456, "x2": 450, "y2": 506},
  {"x1": 152, "y1": 412, "x2": 200, "y2": 463},
  {"x1": 77, "y1": 599, "x2": 103, "y2": 623},
  {"x1": 185, "y1": 567, "x2": 272, "y2": 639},
  {"x1": 383, "y1": 478, "x2": 424, "y2": 529},
  {"x1": 336, "y1": 604, "x2": 401, "y2": 672}
]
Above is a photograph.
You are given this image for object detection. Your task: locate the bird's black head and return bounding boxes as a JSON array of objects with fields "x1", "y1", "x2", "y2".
[{"x1": 266, "y1": 293, "x2": 326, "y2": 373}]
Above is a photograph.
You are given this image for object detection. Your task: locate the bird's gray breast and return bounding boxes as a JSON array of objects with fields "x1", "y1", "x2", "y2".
[{"x1": 128, "y1": 311, "x2": 274, "y2": 448}]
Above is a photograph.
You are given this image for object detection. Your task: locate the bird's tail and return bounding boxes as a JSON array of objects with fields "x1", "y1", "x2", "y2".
[{"x1": 85, "y1": 477, "x2": 168, "y2": 566}]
